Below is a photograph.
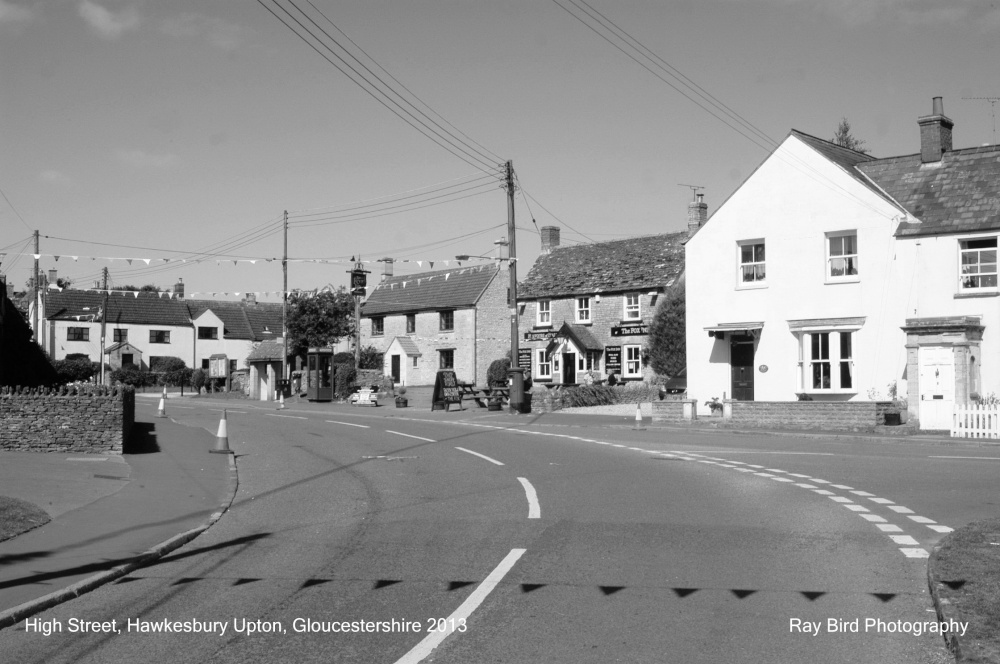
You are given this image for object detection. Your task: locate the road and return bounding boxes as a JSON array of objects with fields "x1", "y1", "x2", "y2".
[{"x1": 3, "y1": 397, "x2": 997, "y2": 663}]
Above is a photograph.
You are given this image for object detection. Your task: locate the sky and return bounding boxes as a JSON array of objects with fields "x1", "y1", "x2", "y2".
[{"x1": 2, "y1": 0, "x2": 1000, "y2": 302}]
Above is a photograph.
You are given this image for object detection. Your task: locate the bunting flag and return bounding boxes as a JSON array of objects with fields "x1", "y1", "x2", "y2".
[{"x1": 8, "y1": 251, "x2": 494, "y2": 265}]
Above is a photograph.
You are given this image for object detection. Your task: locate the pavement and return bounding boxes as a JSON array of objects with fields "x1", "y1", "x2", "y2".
[
  {"x1": 0, "y1": 385, "x2": 988, "y2": 635},
  {"x1": 0, "y1": 398, "x2": 236, "y2": 628}
]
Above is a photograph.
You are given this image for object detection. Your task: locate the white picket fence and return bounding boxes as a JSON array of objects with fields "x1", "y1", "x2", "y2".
[{"x1": 951, "y1": 404, "x2": 1000, "y2": 439}]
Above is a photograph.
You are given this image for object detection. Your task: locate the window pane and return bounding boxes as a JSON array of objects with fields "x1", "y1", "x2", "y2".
[
  {"x1": 741, "y1": 245, "x2": 754, "y2": 263},
  {"x1": 839, "y1": 332, "x2": 852, "y2": 359},
  {"x1": 830, "y1": 236, "x2": 843, "y2": 256},
  {"x1": 754, "y1": 244, "x2": 765, "y2": 261},
  {"x1": 840, "y1": 361, "x2": 853, "y2": 389},
  {"x1": 843, "y1": 234, "x2": 856, "y2": 254}
]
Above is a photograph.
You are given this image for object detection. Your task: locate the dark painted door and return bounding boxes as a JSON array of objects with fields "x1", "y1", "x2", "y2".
[
  {"x1": 391, "y1": 354, "x2": 401, "y2": 383},
  {"x1": 730, "y1": 335, "x2": 755, "y2": 400},
  {"x1": 562, "y1": 353, "x2": 576, "y2": 384}
]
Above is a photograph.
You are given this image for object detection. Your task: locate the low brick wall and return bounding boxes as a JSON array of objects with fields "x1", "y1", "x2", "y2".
[
  {"x1": 651, "y1": 398, "x2": 695, "y2": 422},
  {"x1": 727, "y1": 400, "x2": 891, "y2": 430},
  {"x1": 0, "y1": 385, "x2": 135, "y2": 454}
]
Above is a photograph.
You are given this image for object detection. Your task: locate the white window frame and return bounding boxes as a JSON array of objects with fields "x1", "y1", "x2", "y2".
[
  {"x1": 795, "y1": 328, "x2": 857, "y2": 394},
  {"x1": 826, "y1": 231, "x2": 860, "y2": 282},
  {"x1": 623, "y1": 345, "x2": 642, "y2": 378},
  {"x1": 536, "y1": 300, "x2": 551, "y2": 327},
  {"x1": 737, "y1": 239, "x2": 767, "y2": 289},
  {"x1": 959, "y1": 236, "x2": 998, "y2": 292},
  {"x1": 536, "y1": 348, "x2": 552, "y2": 379},
  {"x1": 576, "y1": 297, "x2": 591, "y2": 323},
  {"x1": 578, "y1": 349, "x2": 600, "y2": 371},
  {"x1": 623, "y1": 294, "x2": 641, "y2": 320},
  {"x1": 371, "y1": 317, "x2": 384, "y2": 337}
]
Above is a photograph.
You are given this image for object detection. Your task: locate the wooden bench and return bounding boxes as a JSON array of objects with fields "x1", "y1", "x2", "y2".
[{"x1": 457, "y1": 382, "x2": 488, "y2": 408}]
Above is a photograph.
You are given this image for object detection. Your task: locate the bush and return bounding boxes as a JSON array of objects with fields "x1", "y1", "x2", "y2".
[
  {"x1": 333, "y1": 363, "x2": 356, "y2": 399},
  {"x1": 358, "y1": 345, "x2": 383, "y2": 370},
  {"x1": 109, "y1": 364, "x2": 147, "y2": 388},
  {"x1": 558, "y1": 381, "x2": 662, "y2": 408},
  {"x1": 487, "y1": 358, "x2": 511, "y2": 387},
  {"x1": 151, "y1": 357, "x2": 192, "y2": 387},
  {"x1": 53, "y1": 357, "x2": 100, "y2": 383},
  {"x1": 332, "y1": 352, "x2": 355, "y2": 367},
  {"x1": 191, "y1": 368, "x2": 207, "y2": 392}
]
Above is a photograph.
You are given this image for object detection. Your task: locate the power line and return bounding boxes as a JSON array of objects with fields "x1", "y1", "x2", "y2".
[{"x1": 0, "y1": 184, "x2": 33, "y2": 233}]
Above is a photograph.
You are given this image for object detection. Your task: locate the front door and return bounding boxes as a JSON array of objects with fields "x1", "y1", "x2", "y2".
[
  {"x1": 562, "y1": 353, "x2": 576, "y2": 384},
  {"x1": 391, "y1": 354, "x2": 401, "y2": 383},
  {"x1": 730, "y1": 335, "x2": 755, "y2": 400},
  {"x1": 918, "y1": 346, "x2": 955, "y2": 430}
]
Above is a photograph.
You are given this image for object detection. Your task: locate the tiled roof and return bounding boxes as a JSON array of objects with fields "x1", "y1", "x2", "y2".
[
  {"x1": 857, "y1": 145, "x2": 1000, "y2": 237},
  {"x1": 45, "y1": 290, "x2": 191, "y2": 326},
  {"x1": 187, "y1": 299, "x2": 282, "y2": 341},
  {"x1": 393, "y1": 336, "x2": 422, "y2": 356},
  {"x1": 104, "y1": 341, "x2": 141, "y2": 355},
  {"x1": 518, "y1": 232, "x2": 686, "y2": 300},
  {"x1": 361, "y1": 264, "x2": 499, "y2": 316},
  {"x1": 244, "y1": 305, "x2": 284, "y2": 340},
  {"x1": 792, "y1": 129, "x2": 1000, "y2": 237},
  {"x1": 558, "y1": 322, "x2": 602, "y2": 350},
  {"x1": 247, "y1": 339, "x2": 285, "y2": 362}
]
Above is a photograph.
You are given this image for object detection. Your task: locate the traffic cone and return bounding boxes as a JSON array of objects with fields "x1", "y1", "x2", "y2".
[
  {"x1": 156, "y1": 387, "x2": 167, "y2": 418},
  {"x1": 633, "y1": 402, "x2": 645, "y2": 431},
  {"x1": 211, "y1": 409, "x2": 233, "y2": 454},
  {"x1": 278, "y1": 392, "x2": 285, "y2": 410}
]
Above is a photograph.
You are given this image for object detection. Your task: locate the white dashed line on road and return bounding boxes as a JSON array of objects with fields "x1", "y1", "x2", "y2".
[
  {"x1": 326, "y1": 420, "x2": 370, "y2": 428},
  {"x1": 455, "y1": 447, "x2": 504, "y2": 466},
  {"x1": 386, "y1": 430, "x2": 436, "y2": 442},
  {"x1": 518, "y1": 477, "x2": 541, "y2": 519}
]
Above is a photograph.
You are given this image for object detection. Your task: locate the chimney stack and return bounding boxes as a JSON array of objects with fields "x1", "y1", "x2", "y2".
[
  {"x1": 540, "y1": 226, "x2": 561, "y2": 254},
  {"x1": 244, "y1": 292, "x2": 257, "y2": 306},
  {"x1": 687, "y1": 193, "x2": 708, "y2": 238},
  {"x1": 381, "y1": 257, "x2": 394, "y2": 282},
  {"x1": 174, "y1": 278, "x2": 185, "y2": 299},
  {"x1": 918, "y1": 96, "x2": 953, "y2": 163},
  {"x1": 48, "y1": 269, "x2": 58, "y2": 285}
]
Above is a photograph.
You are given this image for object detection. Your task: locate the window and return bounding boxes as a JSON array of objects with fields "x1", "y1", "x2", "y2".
[
  {"x1": 439, "y1": 310, "x2": 454, "y2": 331},
  {"x1": 229, "y1": 359, "x2": 238, "y2": 374},
  {"x1": 371, "y1": 317, "x2": 384, "y2": 336},
  {"x1": 576, "y1": 297, "x2": 591, "y2": 323},
  {"x1": 624, "y1": 294, "x2": 641, "y2": 320},
  {"x1": 412, "y1": 356, "x2": 418, "y2": 368},
  {"x1": 439, "y1": 349, "x2": 454, "y2": 369},
  {"x1": 67, "y1": 327, "x2": 89, "y2": 341},
  {"x1": 122, "y1": 354, "x2": 134, "y2": 366},
  {"x1": 801, "y1": 331, "x2": 855, "y2": 391},
  {"x1": 202, "y1": 358, "x2": 210, "y2": 370},
  {"x1": 537, "y1": 300, "x2": 551, "y2": 326},
  {"x1": 113, "y1": 328, "x2": 127, "y2": 343},
  {"x1": 624, "y1": 345, "x2": 642, "y2": 378},
  {"x1": 960, "y1": 237, "x2": 998, "y2": 290},
  {"x1": 536, "y1": 348, "x2": 552, "y2": 379},
  {"x1": 738, "y1": 241, "x2": 766, "y2": 285},
  {"x1": 198, "y1": 326, "x2": 219, "y2": 340},
  {"x1": 150, "y1": 330, "x2": 170, "y2": 344},
  {"x1": 578, "y1": 350, "x2": 600, "y2": 371},
  {"x1": 406, "y1": 314, "x2": 416, "y2": 334},
  {"x1": 828, "y1": 232, "x2": 859, "y2": 279}
]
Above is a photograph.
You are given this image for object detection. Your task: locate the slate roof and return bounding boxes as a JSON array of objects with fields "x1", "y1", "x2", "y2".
[
  {"x1": 557, "y1": 322, "x2": 603, "y2": 350},
  {"x1": 45, "y1": 290, "x2": 191, "y2": 326},
  {"x1": 247, "y1": 339, "x2": 285, "y2": 362},
  {"x1": 361, "y1": 264, "x2": 499, "y2": 316},
  {"x1": 392, "y1": 336, "x2": 422, "y2": 356},
  {"x1": 518, "y1": 232, "x2": 687, "y2": 300},
  {"x1": 792, "y1": 130, "x2": 1000, "y2": 237},
  {"x1": 45, "y1": 291, "x2": 283, "y2": 341}
]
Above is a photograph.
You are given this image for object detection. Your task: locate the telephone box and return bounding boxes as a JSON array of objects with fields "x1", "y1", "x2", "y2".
[{"x1": 306, "y1": 347, "x2": 333, "y2": 402}]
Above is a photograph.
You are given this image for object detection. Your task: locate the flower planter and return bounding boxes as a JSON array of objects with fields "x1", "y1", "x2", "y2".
[
  {"x1": 488, "y1": 401, "x2": 502, "y2": 411},
  {"x1": 395, "y1": 398, "x2": 408, "y2": 408}
]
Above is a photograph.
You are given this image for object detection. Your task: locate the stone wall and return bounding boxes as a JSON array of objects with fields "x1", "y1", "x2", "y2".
[
  {"x1": 0, "y1": 385, "x2": 135, "y2": 454},
  {"x1": 651, "y1": 398, "x2": 696, "y2": 422},
  {"x1": 726, "y1": 400, "x2": 889, "y2": 429}
]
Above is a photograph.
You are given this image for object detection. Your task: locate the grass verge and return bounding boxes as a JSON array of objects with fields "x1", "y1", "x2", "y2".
[
  {"x1": 930, "y1": 517, "x2": 1000, "y2": 663},
  {"x1": 0, "y1": 496, "x2": 51, "y2": 542}
]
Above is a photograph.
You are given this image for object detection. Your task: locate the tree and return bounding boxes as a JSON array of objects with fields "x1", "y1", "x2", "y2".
[
  {"x1": 113, "y1": 284, "x2": 161, "y2": 292},
  {"x1": 832, "y1": 117, "x2": 870, "y2": 154},
  {"x1": 358, "y1": 345, "x2": 383, "y2": 370},
  {"x1": 645, "y1": 276, "x2": 686, "y2": 378},
  {"x1": 150, "y1": 356, "x2": 192, "y2": 387},
  {"x1": 286, "y1": 287, "x2": 355, "y2": 358}
]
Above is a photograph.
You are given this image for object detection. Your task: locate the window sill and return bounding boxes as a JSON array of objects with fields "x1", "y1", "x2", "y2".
[
  {"x1": 736, "y1": 282, "x2": 768, "y2": 290},
  {"x1": 825, "y1": 277, "x2": 860, "y2": 285},
  {"x1": 954, "y1": 290, "x2": 1000, "y2": 299},
  {"x1": 802, "y1": 389, "x2": 858, "y2": 395},
  {"x1": 575, "y1": 320, "x2": 592, "y2": 326},
  {"x1": 534, "y1": 324, "x2": 553, "y2": 329}
]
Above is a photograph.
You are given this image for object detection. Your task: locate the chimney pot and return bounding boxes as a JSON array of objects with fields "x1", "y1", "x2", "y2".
[
  {"x1": 174, "y1": 278, "x2": 185, "y2": 299},
  {"x1": 687, "y1": 195, "x2": 708, "y2": 238}
]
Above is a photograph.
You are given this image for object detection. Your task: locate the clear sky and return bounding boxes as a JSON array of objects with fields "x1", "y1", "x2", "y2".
[{"x1": 2, "y1": 0, "x2": 999, "y2": 301}]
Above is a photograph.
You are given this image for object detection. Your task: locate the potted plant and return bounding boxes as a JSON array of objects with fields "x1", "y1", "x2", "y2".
[
  {"x1": 704, "y1": 397, "x2": 723, "y2": 416},
  {"x1": 395, "y1": 386, "x2": 408, "y2": 408},
  {"x1": 488, "y1": 394, "x2": 503, "y2": 411}
]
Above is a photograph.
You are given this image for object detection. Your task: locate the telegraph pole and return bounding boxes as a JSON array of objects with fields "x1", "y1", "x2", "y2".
[
  {"x1": 282, "y1": 210, "x2": 288, "y2": 382},
  {"x1": 32, "y1": 229, "x2": 39, "y2": 343},
  {"x1": 505, "y1": 160, "x2": 524, "y2": 413},
  {"x1": 100, "y1": 267, "x2": 109, "y2": 385}
]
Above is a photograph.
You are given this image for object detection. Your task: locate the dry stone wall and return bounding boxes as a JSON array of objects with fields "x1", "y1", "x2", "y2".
[{"x1": 0, "y1": 385, "x2": 135, "y2": 454}]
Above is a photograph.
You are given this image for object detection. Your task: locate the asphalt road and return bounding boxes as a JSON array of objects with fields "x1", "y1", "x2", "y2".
[{"x1": 3, "y1": 398, "x2": 996, "y2": 663}]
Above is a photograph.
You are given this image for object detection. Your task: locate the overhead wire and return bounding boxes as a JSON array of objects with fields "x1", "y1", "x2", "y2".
[
  {"x1": 257, "y1": 0, "x2": 504, "y2": 176},
  {"x1": 0, "y1": 184, "x2": 33, "y2": 233}
]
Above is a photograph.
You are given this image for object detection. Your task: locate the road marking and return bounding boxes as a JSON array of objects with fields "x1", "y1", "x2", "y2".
[
  {"x1": 754, "y1": 472, "x2": 776, "y2": 477},
  {"x1": 518, "y1": 477, "x2": 541, "y2": 519},
  {"x1": 831, "y1": 484, "x2": 854, "y2": 490},
  {"x1": 888, "y1": 506, "x2": 914, "y2": 514},
  {"x1": 850, "y1": 490, "x2": 875, "y2": 497},
  {"x1": 843, "y1": 504, "x2": 870, "y2": 512},
  {"x1": 795, "y1": 483, "x2": 817, "y2": 488},
  {"x1": 901, "y1": 548, "x2": 930, "y2": 558},
  {"x1": 386, "y1": 430, "x2": 436, "y2": 442},
  {"x1": 829, "y1": 496, "x2": 854, "y2": 503},
  {"x1": 930, "y1": 456, "x2": 1000, "y2": 460},
  {"x1": 890, "y1": 535, "x2": 920, "y2": 546},
  {"x1": 876, "y1": 524, "x2": 903, "y2": 532},
  {"x1": 813, "y1": 489, "x2": 835, "y2": 496},
  {"x1": 771, "y1": 477, "x2": 795, "y2": 482},
  {"x1": 394, "y1": 548, "x2": 527, "y2": 664},
  {"x1": 810, "y1": 479, "x2": 831, "y2": 484},
  {"x1": 869, "y1": 497, "x2": 894, "y2": 504},
  {"x1": 908, "y1": 516, "x2": 937, "y2": 524},
  {"x1": 455, "y1": 447, "x2": 504, "y2": 466},
  {"x1": 268, "y1": 414, "x2": 306, "y2": 419},
  {"x1": 927, "y1": 525, "x2": 954, "y2": 533},
  {"x1": 326, "y1": 420, "x2": 370, "y2": 428},
  {"x1": 860, "y1": 514, "x2": 888, "y2": 523}
]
